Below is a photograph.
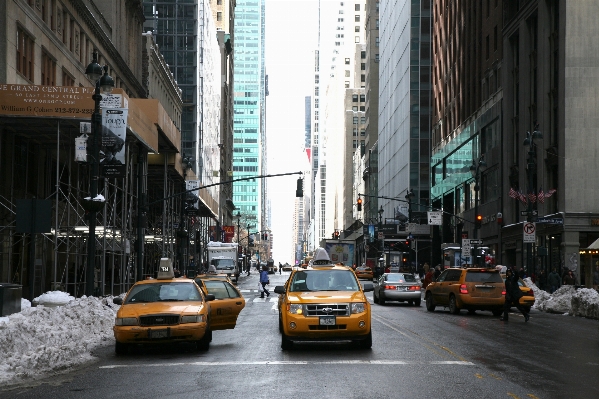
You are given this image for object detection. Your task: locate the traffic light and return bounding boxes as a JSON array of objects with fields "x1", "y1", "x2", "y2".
[
  {"x1": 475, "y1": 214, "x2": 483, "y2": 229},
  {"x1": 264, "y1": 233, "x2": 268, "y2": 240},
  {"x1": 296, "y1": 177, "x2": 303, "y2": 197},
  {"x1": 333, "y1": 230, "x2": 340, "y2": 239},
  {"x1": 357, "y1": 197, "x2": 362, "y2": 211}
]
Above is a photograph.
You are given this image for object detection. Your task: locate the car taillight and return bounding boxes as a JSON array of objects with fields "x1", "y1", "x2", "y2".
[
  {"x1": 502, "y1": 289, "x2": 506, "y2": 295},
  {"x1": 384, "y1": 285, "x2": 395, "y2": 290},
  {"x1": 409, "y1": 286, "x2": 420, "y2": 291},
  {"x1": 459, "y1": 284, "x2": 468, "y2": 294}
]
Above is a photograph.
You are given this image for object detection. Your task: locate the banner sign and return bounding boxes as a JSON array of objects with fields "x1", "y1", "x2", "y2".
[{"x1": 100, "y1": 108, "x2": 127, "y2": 177}]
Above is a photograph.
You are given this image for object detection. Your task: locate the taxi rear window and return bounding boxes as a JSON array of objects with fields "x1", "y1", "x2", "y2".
[{"x1": 465, "y1": 271, "x2": 502, "y2": 283}]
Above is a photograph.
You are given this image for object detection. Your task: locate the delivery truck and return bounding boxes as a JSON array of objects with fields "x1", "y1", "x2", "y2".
[{"x1": 206, "y1": 241, "x2": 240, "y2": 282}]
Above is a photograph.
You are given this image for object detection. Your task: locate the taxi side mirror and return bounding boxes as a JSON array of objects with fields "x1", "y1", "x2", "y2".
[
  {"x1": 113, "y1": 297, "x2": 123, "y2": 305},
  {"x1": 205, "y1": 294, "x2": 216, "y2": 301},
  {"x1": 274, "y1": 286, "x2": 285, "y2": 294}
]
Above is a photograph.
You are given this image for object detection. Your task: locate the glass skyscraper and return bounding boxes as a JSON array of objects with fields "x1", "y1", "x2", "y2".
[{"x1": 233, "y1": 0, "x2": 265, "y2": 229}]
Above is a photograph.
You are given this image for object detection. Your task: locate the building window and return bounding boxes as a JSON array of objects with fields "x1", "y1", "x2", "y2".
[
  {"x1": 62, "y1": 70, "x2": 75, "y2": 86},
  {"x1": 360, "y1": 94, "x2": 365, "y2": 102},
  {"x1": 345, "y1": 81, "x2": 350, "y2": 88},
  {"x1": 360, "y1": 117, "x2": 366, "y2": 124},
  {"x1": 217, "y1": 0, "x2": 222, "y2": 4},
  {"x1": 345, "y1": 58, "x2": 350, "y2": 64},
  {"x1": 355, "y1": 15, "x2": 360, "y2": 22},
  {"x1": 375, "y1": 54, "x2": 380, "y2": 62},
  {"x1": 361, "y1": 63, "x2": 366, "y2": 70},
  {"x1": 375, "y1": 37, "x2": 379, "y2": 47},
  {"x1": 376, "y1": 19, "x2": 379, "y2": 29},
  {"x1": 355, "y1": 26, "x2": 360, "y2": 32},
  {"x1": 353, "y1": 117, "x2": 358, "y2": 124},
  {"x1": 361, "y1": 51, "x2": 366, "y2": 59},
  {"x1": 217, "y1": 12, "x2": 222, "y2": 21},
  {"x1": 355, "y1": 36, "x2": 360, "y2": 43},
  {"x1": 355, "y1": 4, "x2": 360, "y2": 11},
  {"x1": 352, "y1": 94, "x2": 358, "y2": 102},
  {"x1": 352, "y1": 106, "x2": 358, "y2": 112},
  {"x1": 16, "y1": 27, "x2": 34, "y2": 82},
  {"x1": 345, "y1": 70, "x2": 350, "y2": 77},
  {"x1": 41, "y1": 51, "x2": 56, "y2": 86},
  {"x1": 361, "y1": 74, "x2": 365, "y2": 82}
]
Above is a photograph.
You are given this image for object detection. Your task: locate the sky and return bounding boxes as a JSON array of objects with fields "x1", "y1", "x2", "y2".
[
  {"x1": 265, "y1": 0, "x2": 319, "y2": 264},
  {"x1": 1, "y1": 282, "x2": 598, "y2": 387}
]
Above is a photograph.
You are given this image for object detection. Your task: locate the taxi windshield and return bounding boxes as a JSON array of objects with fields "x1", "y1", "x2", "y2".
[
  {"x1": 125, "y1": 282, "x2": 203, "y2": 304},
  {"x1": 289, "y1": 270, "x2": 359, "y2": 292}
]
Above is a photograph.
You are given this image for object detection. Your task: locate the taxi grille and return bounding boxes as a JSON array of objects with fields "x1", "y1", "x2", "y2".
[
  {"x1": 139, "y1": 315, "x2": 180, "y2": 326},
  {"x1": 305, "y1": 304, "x2": 349, "y2": 317}
]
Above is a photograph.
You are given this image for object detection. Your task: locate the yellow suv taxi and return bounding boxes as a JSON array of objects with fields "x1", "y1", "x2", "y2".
[
  {"x1": 274, "y1": 248, "x2": 374, "y2": 350},
  {"x1": 424, "y1": 267, "x2": 505, "y2": 316}
]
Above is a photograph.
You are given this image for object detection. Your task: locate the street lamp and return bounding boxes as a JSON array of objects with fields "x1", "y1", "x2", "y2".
[
  {"x1": 523, "y1": 127, "x2": 542, "y2": 275},
  {"x1": 405, "y1": 189, "x2": 414, "y2": 272},
  {"x1": 84, "y1": 51, "x2": 113, "y2": 297},
  {"x1": 236, "y1": 211, "x2": 242, "y2": 273},
  {"x1": 469, "y1": 154, "x2": 486, "y2": 267},
  {"x1": 378, "y1": 205, "x2": 384, "y2": 275},
  {"x1": 178, "y1": 154, "x2": 192, "y2": 275}
]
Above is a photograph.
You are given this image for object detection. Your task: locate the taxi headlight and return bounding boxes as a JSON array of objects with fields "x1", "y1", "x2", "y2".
[
  {"x1": 181, "y1": 315, "x2": 205, "y2": 324},
  {"x1": 289, "y1": 304, "x2": 303, "y2": 314},
  {"x1": 351, "y1": 302, "x2": 366, "y2": 314},
  {"x1": 115, "y1": 317, "x2": 138, "y2": 326}
]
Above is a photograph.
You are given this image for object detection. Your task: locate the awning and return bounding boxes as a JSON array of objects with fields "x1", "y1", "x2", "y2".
[{"x1": 585, "y1": 238, "x2": 599, "y2": 249}]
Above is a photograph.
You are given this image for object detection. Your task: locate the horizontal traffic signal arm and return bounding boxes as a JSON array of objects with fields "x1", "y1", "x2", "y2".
[
  {"x1": 357, "y1": 193, "x2": 477, "y2": 226},
  {"x1": 148, "y1": 171, "x2": 303, "y2": 207}
]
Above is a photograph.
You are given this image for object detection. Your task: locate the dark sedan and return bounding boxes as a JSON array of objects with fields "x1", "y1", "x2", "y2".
[{"x1": 373, "y1": 273, "x2": 422, "y2": 306}]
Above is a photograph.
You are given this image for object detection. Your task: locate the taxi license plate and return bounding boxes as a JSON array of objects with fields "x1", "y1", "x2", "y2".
[
  {"x1": 319, "y1": 316, "x2": 336, "y2": 326},
  {"x1": 149, "y1": 329, "x2": 169, "y2": 339},
  {"x1": 396, "y1": 286, "x2": 407, "y2": 291}
]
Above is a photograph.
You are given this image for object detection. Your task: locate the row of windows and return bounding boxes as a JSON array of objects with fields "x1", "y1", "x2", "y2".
[
  {"x1": 234, "y1": 157, "x2": 258, "y2": 163},
  {"x1": 21, "y1": 2, "x2": 112, "y2": 88},
  {"x1": 232, "y1": 166, "x2": 258, "y2": 172}
]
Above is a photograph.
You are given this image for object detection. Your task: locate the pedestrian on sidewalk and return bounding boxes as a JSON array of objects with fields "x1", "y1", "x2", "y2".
[
  {"x1": 260, "y1": 265, "x2": 270, "y2": 298},
  {"x1": 500, "y1": 267, "x2": 529, "y2": 322},
  {"x1": 548, "y1": 268, "x2": 561, "y2": 293}
]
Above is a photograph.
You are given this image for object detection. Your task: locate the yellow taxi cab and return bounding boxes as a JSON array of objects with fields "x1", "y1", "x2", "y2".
[
  {"x1": 425, "y1": 267, "x2": 505, "y2": 316},
  {"x1": 354, "y1": 266, "x2": 374, "y2": 280},
  {"x1": 112, "y1": 258, "x2": 214, "y2": 354},
  {"x1": 498, "y1": 269, "x2": 535, "y2": 312},
  {"x1": 274, "y1": 248, "x2": 374, "y2": 350},
  {"x1": 196, "y1": 275, "x2": 246, "y2": 330},
  {"x1": 194, "y1": 273, "x2": 232, "y2": 293}
]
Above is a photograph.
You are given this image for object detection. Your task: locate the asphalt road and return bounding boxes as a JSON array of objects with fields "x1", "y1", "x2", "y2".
[{"x1": 2, "y1": 271, "x2": 598, "y2": 399}]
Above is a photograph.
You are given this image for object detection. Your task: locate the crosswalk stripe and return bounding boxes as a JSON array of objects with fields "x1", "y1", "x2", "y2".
[{"x1": 100, "y1": 360, "x2": 474, "y2": 369}]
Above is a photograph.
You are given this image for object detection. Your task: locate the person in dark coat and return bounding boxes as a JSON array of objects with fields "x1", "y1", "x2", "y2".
[
  {"x1": 547, "y1": 268, "x2": 561, "y2": 293},
  {"x1": 500, "y1": 268, "x2": 529, "y2": 322}
]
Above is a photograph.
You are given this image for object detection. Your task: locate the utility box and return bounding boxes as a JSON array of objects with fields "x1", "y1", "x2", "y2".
[{"x1": 0, "y1": 283, "x2": 22, "y2": 316}]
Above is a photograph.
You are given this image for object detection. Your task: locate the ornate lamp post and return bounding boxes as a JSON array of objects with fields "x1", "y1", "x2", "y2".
[
  {"x1": 469, "y1": 154, "x2": 486, "y2": 267},
  {"x1": 405, "y1": 189, "x2": 415, "y2": 271},
  {"x1": 178, "y1": 154, "x2": 192, "y2": 275},
  {"x1": 523, "y1": 128, "x2": 542, "y2": 275},
  {"x1": 84, "y1": 51, "x2": 113, "y2": 297}
]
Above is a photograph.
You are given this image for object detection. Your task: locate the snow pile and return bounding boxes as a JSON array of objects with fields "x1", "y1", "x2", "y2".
[
  {"x1": 571, "y1": 288, "x2": 599, "y2": 320},
  {"x1": 0, "y1": 295, "x2": 118, "y2": 385},
  {"x1": 34, "y1": 290, "x2": 75, "y2": 306},
  {"x1": 524, "y1": 278, "x2": 599, "y2": 318}
]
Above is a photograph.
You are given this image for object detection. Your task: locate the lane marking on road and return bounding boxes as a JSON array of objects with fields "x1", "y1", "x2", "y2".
[
  {"x1": 100, "y1": 360, "x2": 474, "y2": 369},
  {"x1": 372, "y1": 314, "x2": 469, "y2": 362}
]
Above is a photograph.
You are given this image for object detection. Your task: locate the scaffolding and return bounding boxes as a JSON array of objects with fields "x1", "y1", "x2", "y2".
[{"x1": 0, "y1": 116, "x2": 190, "y2": 299}]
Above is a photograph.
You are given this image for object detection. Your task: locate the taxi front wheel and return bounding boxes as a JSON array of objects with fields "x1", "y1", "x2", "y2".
[
  {"x1": 115, "y1": 341, "x2": 129, "y2": 355},
  {"x1": 281, "y1": 333, "x2": 293, "y2": 350},
  {"x1": 196, "y1": 328, "x2": 212, "y2": 351}
]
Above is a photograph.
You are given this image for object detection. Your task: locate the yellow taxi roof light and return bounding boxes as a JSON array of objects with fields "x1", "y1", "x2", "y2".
[{"x1": 157, "y1": 258, "x2": 175, "y2": 279}]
